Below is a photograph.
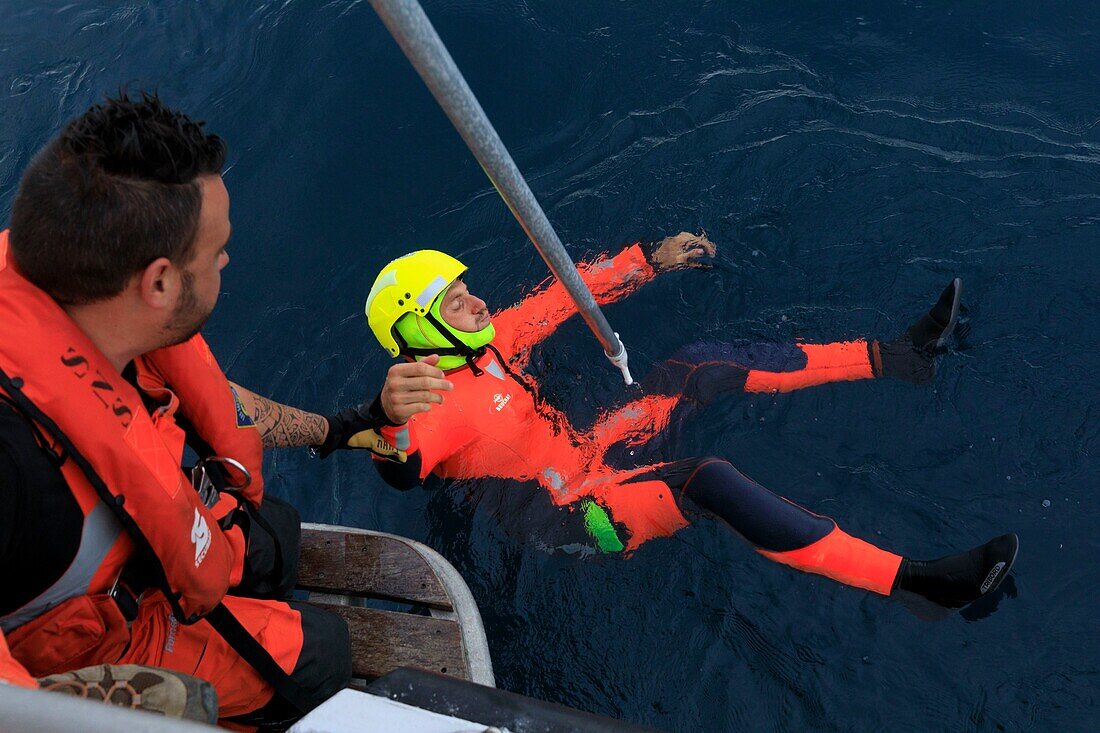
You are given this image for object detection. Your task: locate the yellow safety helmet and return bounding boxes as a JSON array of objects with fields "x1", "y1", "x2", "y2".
[{"x1": 365, "y1": 250, "x2": 495, "y2": 371}]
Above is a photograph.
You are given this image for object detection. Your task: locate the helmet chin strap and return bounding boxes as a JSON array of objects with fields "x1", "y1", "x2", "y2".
[
  {"x1": 399, "y1": 311, "x2": 486, "y2": 376},
  {"x1": 465, "y1": 352, "x2": 486, "y2": 376}
]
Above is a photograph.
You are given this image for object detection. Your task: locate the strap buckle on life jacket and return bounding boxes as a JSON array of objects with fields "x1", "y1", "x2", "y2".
[
  {"x1": 191, "y1": 455, "x2": 252, "y2": 509},
  {"x1": 108, "y1": 571, "x2": 141, "y2": 623}
]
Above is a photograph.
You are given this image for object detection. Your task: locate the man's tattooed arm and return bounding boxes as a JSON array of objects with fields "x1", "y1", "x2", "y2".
[{"x1": 228, "y1": 381, "x2": 330, "y2": 449}]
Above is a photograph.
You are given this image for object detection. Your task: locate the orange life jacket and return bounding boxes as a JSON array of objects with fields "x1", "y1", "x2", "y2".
[
  {"x1": 0, "y1": 229, "x2": 263, "y2": 626},
  {"x1": 0, "y1": 629, "x2": 35, "y2": 688}
]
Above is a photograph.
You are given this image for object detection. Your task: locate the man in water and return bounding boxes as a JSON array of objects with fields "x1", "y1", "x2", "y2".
[
  {"x1": 353, "y1": 237, "x2": 1017, "y2": 611},
  {"x1": 0, "y1": 93, "x2": 434, "y2": 726}
]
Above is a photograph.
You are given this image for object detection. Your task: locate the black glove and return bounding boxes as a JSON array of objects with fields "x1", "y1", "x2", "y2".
[{"x1": 313, "y1": 394, "x2": 400, "y2": 459}]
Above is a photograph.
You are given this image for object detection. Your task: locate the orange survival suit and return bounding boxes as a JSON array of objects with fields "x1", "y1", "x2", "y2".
[{"x1": 372, "y1": 243, "x2": 897, "y2": 598}]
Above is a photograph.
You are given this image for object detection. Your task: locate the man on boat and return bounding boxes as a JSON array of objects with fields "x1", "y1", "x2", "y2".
[
  {"x1": 355, "y1": 238, "x2": 1018, "y2": 612},
  {"x1": 0, "y1": 93, "x2": 426, "y2": 726}
]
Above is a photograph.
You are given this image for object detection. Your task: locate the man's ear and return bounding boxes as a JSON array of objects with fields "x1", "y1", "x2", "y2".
[{"x1": 137, "y1": 257, "x2": 177, "y2": 309}]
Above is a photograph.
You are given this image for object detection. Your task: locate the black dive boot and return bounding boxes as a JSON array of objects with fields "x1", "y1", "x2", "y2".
[
  {"x1": 894, "y1": 533, "x2": 1018, "y2": 609},
  {"x1": 874, "y1": 278, "x2": 962, "y2": 385}
]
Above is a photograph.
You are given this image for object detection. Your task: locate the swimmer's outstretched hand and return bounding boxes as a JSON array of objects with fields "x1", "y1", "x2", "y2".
[
  {"x1": 649, "y1": 231, "x2": 716, "y2": 272},
  {"x1": 380, "y1": 354, "x2": 454, "y2": 424}
]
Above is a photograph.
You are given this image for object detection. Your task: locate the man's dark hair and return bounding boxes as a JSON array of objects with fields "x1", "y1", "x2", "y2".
[{"x1": 9, "y1": 92, "x2": 227, "y2": 304}]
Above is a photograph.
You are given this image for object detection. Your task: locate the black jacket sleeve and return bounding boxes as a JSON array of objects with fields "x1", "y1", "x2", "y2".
[
  {"x1": 372, "y1": 450, "x2": 424, "y2": 492},
  {"x1": 0, "y1": 401, "x2": 83, "y2": 617}
]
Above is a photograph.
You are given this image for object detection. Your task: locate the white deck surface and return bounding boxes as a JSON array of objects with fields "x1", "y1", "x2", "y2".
[{"x1": 289, "y1": 688, "x2": 498, "y2": 733}]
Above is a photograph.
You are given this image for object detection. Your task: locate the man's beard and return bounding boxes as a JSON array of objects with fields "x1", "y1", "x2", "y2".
[{"x1": 161, "y1": 269, "x2": 213, "y2": 348}]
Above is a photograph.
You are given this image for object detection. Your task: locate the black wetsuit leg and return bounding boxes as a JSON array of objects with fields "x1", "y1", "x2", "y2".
[
  {"x1": 642, "y1": 341, "x2": 811, "y2": 405},
  {"x1": 637, "y1": 457, "x2": 834, "y2": 553}
]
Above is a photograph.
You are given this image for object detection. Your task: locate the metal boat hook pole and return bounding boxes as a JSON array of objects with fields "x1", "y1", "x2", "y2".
[{"x1": 368, "y1": 0, "x2": 634, "y2": 385}]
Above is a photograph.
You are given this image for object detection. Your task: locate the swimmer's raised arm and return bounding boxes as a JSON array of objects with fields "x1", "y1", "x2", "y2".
[
  {"x1": 373, "y1": 364, "x2": 477, "y2": 491},
  {"x1": 492, "y1": 232, "x2": 716, "y2": 363},
  {"x1": 378, "y1": 355, "x2": 453, "y2": 424}
]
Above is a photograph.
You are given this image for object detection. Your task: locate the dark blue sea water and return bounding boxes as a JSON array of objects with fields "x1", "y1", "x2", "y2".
[{"x1": 2, "y1": 2, "x2": 1098, "y2": 730}]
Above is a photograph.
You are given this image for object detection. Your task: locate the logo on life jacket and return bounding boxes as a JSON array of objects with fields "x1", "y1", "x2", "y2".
[
  {"x1": 980, "y1": 561, "x2": 1006, "y2": 594},
  {"x1": 164, "y1": 611, "x2": 179, "y2": 653},
  {"x1": 191, "y1": 509, "x2": 211, "y2": 568},
  {"x1": 492, "y1": 392, "x2": 512, "y2": 412},
  {"x1": 61, "y1": 347, "x2": 134, "y2": 429}
]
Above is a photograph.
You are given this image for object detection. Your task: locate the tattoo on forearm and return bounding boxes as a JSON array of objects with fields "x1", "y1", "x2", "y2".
[{"x1": 249, "y1": 394, "x2": 328, "y2": 449}]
